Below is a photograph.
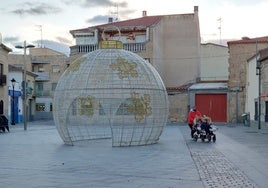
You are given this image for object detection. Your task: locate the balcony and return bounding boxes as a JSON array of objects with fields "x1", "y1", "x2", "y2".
[
  {"x1": 34, "y1": 72, "x2": 50, "y2": 81},
  {"x1": 34, "y1": 90, "x2": 50, "y2": 97},
  {"x1": 70, "y1": 42, "x2": 146, "y2": 55},
  {"x1": 31, "y1": 57, "x2": 51, "y2": 64},
  {"x1": 123, "y1": 43, "x2": 146, "y2": 52},
  {"x1": 70, "y1": 44, "x2": 98, "y2": 56}
]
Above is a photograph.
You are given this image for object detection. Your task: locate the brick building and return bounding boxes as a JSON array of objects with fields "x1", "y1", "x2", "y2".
[{"x1": 228, "y1": 36, "x2": 268, "y2": 122}]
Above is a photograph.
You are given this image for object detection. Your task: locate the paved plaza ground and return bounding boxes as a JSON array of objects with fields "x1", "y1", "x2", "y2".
[{"x1": 0, "y1": 120, "x2": 267, "y2": 188}]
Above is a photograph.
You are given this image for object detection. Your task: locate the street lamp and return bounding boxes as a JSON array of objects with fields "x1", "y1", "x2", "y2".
[
  {"x1": 255, "y1": 40, "x2": 261, "y2": 130},
  {"x1": 15, "y1": 41, "x2": 35, "y2": 130},
  {"x1": 256, "y1": 59, "x2": 261, "y2": 130},
  {"x1": 11, "y1": 78, "x2": 16, "y2": 125}
]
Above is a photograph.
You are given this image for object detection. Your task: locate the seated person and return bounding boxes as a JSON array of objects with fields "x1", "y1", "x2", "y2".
[
  {"x1": 201, "y1": 116, "x2": 212, "y2": 135},
  {"x1": 193, "y1": 116, "x2": 202, "y2": 132}
]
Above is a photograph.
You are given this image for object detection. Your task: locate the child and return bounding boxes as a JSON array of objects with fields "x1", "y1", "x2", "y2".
[{"x1": 201, "y1": 116, "x2": 212, "y2": 135}]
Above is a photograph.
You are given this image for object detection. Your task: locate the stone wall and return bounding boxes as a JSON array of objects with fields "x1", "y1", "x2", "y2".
[
  {"x1": 228, "y1": 41, "x2": 268, "y2": 122},
  {"x1": 168, "y1": 92, "x2": 188, "y2": 123}
]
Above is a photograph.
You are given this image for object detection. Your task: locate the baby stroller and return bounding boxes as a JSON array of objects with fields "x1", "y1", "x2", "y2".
[{"x1": 193, "y1": 116, "x2": 217, "y2": 142}]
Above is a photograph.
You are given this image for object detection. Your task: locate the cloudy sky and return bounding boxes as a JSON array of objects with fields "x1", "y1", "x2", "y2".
[{"x1": 1, "y1": 0, "x2": 268, "y2": 56}]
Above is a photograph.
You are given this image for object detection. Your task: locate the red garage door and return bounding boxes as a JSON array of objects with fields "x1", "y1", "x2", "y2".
[{"x1": 195, "y1": 94, "x2": 227, "y2": 122}]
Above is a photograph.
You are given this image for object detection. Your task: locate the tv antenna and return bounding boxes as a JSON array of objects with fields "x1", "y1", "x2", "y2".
[
  {"x1": 110, "y1": 3, "x2": 119, "y2": 21},
  {"x1": 36, "y1": 25, "x2": 43, "y2": 47},
  {"x1": 217, "y1": 17, "x2": 222, "y2": 44}
]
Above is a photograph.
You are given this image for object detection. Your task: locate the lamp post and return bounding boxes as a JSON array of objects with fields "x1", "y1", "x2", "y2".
[
  {"x1": 256, "y1": 61, "x2": 261, "y2": 130},
  {"x1": 255, "y1": 41, "x2": 261, "y2": 130},
  {"x1": 15, "y1": 41, "x2": 35, "y2": 130},
  {"x1": 11, "y1": 78, "x2": 16, "y2": 125}
]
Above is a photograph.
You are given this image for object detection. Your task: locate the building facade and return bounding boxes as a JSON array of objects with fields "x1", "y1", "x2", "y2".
[
  {"x1": 29, "y1": 48, "x2": 68, "y2": 120},
  {"x1": 246, "y1": 48, "x2": 268, "y2": 123},
  {"x1": 186, "y1": 43, "x2": 229, "y2": 122},
  {"x1": 0, "y1": 43, "x2": 11, "y2": 117},
  {"x1": 200, "y1": 43, "x2": 229, "y2": 82},
  {"x1": 69, "y1": 7, "x2": 201, "y2": 122},
  {"x1": 8, "y1": 65, "x2": 37, "y2": 123},
  {"x1": 69, "y1": 6, "x2": 201, "y2": 88},
  {"x1": 8, "y1": 47, "x2": 68, "y2": 120},
  {"x1": 228, "y1": 36, "x2": 268, "y2": 123}
]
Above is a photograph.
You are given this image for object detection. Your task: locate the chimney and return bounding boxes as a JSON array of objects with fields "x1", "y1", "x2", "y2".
[
  {"x1": 108, "y1": 17, "x2": 113, "y2": 23},
  {"x1": 194, "y1": 6, "x2": 198, "y2": 12},
  {"x1": 242, "y1": 36, "x2": 250, "y2": 40},
  {"x1": 142, "y1": 10, "x2": 147, "y2": 17}
]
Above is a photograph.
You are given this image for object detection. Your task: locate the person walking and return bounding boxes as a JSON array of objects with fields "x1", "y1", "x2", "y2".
[{"x1": 187, "y1": 106, "x2": 202, "y2": 138}]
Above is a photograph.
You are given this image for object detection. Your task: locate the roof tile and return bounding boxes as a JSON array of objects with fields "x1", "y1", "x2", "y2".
[{"x1": 228, "y1": 36, "x2": 268, "y2": 45}]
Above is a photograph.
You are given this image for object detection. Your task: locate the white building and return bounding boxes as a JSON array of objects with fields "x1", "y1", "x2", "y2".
[
  {"x1": 246, "y1": 55, "x2": 259, "y2": 120},
  {"x1": 246, "y1": 48, "x2": 268, "y2": 122}
]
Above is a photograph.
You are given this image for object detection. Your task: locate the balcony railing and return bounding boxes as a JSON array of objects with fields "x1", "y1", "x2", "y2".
[
  {"x1": 34, "y1": 90, "x2": 50, "y2": 97},
  {"x1": 123, "y1": 43, "x2": 146, "y2": 52},
  {"x1": 34, "y1": 72, "x2": 50, "y2": 81},
  {"x1": 70, "y1": 44, "x2": 98, "y2": 56},
  {"x1": 70, "y1": 42, "x2": 146, "y2": 55},
  {"x1": 31, "y1": 57, "x2": 51, "y2": 64}
]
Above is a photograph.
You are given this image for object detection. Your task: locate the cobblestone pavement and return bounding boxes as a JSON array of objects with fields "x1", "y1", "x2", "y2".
[{"x1": 179, "y1": 123, "x2": 268, "y2": 188}]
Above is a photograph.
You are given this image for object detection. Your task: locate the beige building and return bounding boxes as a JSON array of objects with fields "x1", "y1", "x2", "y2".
[
  {"x1": 200, "y1": 43, "x2": 229, "y2": 82},
  {"x1": 0, "y1": 43, "x2": 11, "y2": 116},
  {"x1": 29, "y1": 48, "x2": 68, "y2": 120},
  {"x1": 185, "y1": 43, "x2": 229, "y2": 123},
  {"x1": 69, "y1": 7, "x2": 201, "y2": 122},
  {"x1": 8, "y1": 47, "x2": 68, "y2": 120},
  {"x1": 228, "y1": 36, "x2": 268, "y2": 123},
  {"x1": 70, "y1": 6, "x2": 201, "y2": 88}
]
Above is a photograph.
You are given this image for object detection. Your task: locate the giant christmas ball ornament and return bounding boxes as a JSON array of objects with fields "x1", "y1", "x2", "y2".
[{"x1": 53, "y1": 41, "x2": 168, "y2": 146}]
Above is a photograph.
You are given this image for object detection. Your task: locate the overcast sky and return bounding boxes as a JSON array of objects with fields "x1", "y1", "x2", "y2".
[{"x1": 1, "y1": 0, "x2": 268, "y2": 56}]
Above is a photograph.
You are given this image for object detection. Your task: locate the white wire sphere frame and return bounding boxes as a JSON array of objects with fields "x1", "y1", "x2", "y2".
[{"x1": 53, "y1": 48, "x2": 169, "y2": 146}]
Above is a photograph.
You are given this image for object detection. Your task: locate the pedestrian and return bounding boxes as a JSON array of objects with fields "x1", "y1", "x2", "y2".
[{"x1": 187, "y1": 106, "x2": 202, "y2": 138}]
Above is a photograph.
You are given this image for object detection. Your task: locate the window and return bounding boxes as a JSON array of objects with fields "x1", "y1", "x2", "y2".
[
  {"x1": 116, "y1": 99, "x2": 133, "y2": 115},
  {"x1": 38, "y1": 65, "x2": 44, "y2": 72},
  {"x1": 265, "y1": 101, "x2": 268, "y2": 122},
  {"x1": 51, "y1": 83, "x2": 57, "y2": 91},
  {"x1": 52, "y1": 65, "x2": 60, "y2": 73},
  {"x1": 0, "y1": 64, "x2": 3, "y2": 75},
  {"x1": 36, "y1": 82, "x2": 43, "y2": 95},
  {"x1": 144, "y1": 58, "x2": 150, "y2": 63},
  {"x1": 36, "y1": 83, "x2": 43, "y2": 91},
  {"x1": 36, "y1": 103, "x2": 45, "y2": 111}
]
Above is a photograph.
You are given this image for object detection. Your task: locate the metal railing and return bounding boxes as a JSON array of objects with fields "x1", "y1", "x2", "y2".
[{"x1": 70, "y1": 42, "x2": 146, "y2": 55}]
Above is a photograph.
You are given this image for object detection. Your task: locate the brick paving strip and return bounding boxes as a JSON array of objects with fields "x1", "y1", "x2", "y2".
[
  {"x1": 190, "y1": 149, "x2": 259, "y2": 188},
  {"x1": 179, "y1": 125, "x2": 260, "y2": 188}
]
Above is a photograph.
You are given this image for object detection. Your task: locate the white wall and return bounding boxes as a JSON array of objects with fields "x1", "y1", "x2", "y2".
[{"x1": 246, "y1": 57, "x2": 258, "y2": 120}]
